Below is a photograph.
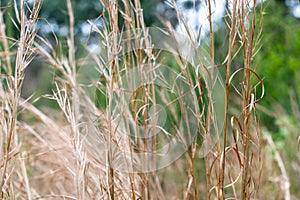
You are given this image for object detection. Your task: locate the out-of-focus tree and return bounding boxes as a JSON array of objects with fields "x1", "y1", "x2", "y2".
[
  {"x1": 254, "y1": 0, "x2": 300, "y2": 130},
  {"x1": 36, "y1": 0, "x2": 169, "y2": 38}
]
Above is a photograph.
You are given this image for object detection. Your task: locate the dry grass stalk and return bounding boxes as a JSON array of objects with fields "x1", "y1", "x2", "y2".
[{"x1": 0, "y1": 0, "x2": 42, "y2": 198}]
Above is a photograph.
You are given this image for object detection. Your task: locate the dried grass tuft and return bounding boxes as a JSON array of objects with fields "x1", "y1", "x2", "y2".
[{"x1": 0, "y1": 0, "x2": 280, "y2": 199}]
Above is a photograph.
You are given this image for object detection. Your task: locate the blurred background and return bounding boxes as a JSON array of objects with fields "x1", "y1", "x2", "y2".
[{"x1": 7, "y1": 0, "x2": 298, "y2": 131}]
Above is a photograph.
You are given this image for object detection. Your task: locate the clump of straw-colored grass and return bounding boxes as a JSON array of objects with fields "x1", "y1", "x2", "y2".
[{"x1": 0, "y1": 0, "x2": 271, "y2": 199}]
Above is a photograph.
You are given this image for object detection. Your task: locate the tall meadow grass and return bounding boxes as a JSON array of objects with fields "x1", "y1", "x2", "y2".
[{"x1": 1, "y1": 0, "x2": 296, "y2": 199}]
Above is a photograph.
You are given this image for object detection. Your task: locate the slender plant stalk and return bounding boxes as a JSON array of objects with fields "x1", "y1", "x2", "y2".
[
  {"x1": 241, "y1": 0, "x2": 257, "y2": 199},
  {"x1": 0, "y1": 1, "x2": 23, "y2": 196},
  {"x1": 221, "y1": 0, "x2": 238, "y2": 199},
  {"x1": 107, "y1": 1, "x2": 119, "y2": 199},
  {"x1": 205, "y1": 0, "x2": 215, "y2": 199}
]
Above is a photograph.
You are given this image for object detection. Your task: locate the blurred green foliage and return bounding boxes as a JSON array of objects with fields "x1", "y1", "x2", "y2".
[
  {"x1": 213, "y1": 0, "x2": 300, "y2": 132},
  {"x1": 2, "y1": 0, "x2": 300, "y2": 134},
  {"x1": 254, "y1": 0, "x2": 300, "y2": 131}
]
